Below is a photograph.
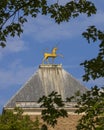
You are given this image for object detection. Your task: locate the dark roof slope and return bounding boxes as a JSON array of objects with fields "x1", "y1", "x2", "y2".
[{"x1": 4, "y1": 64, "x2": 88, "y2": 108}]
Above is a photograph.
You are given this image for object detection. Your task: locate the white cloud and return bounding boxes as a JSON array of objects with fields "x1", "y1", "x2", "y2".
[
  {"x1": 0, "y1": 60, "x2": 36, "y2": 89},
  {"x1": 46, "y1": 0, "x2": 71, "y2": 5},
  {"x1": 0, "y1": 38, "x2": 27, "y2": 60},
  {"x1": 63, "y1": 64, "x2": 79, "y2": 69},
  {"x1": 0, "y1": 52, "x2": 3, "y2": 60},
  {"x1": 81, "y1": 11, "x2": 104, "y2": 28},
  {"x1": 80, "y1": 78, "x2": 104, "y2": 88},
  {"x1": 23, "y1": 10, "x2": 104, "y2": 43},
  {"x1": 6, "y1": 38, "x2": 27, "y2": 52},
  {"x1": 23, "y1": 15, "x2": 77, "y2": 42},
  {"x1": 87, "y1": 78, "x2": 104, "y2": 87}
]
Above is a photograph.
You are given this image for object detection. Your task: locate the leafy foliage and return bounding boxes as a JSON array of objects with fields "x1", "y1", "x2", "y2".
[
  {"x1": 38, "y1": 87, "x2": 104, "y2": 129},
  {"x1": 74, "y1": 86, "x2": 104, "y2": 130},
  {"x1": 0, "y1": 0, "x2": 96, "y2": 47},
  {"x1": 0, "y1": 0, "x2": 104, "y2": 129},
  {"x1": 81, "y1": 26, "x2": 104, "y2": 81},
  {"x1": 0, "y1": 107, "x2": 41, "y2": 130},
  {"x1": 38, "y1": 91, "x2": 68, "y2": 127}
]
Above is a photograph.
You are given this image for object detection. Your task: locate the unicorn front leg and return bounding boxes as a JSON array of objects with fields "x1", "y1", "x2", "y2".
[{"x1": 52, "y1": 57, "x2": 55, "y2": 64}]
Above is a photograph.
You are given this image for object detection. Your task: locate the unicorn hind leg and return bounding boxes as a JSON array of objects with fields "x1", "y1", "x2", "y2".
[
  {"x1": 42, "y1": 58, "x2": 49, "y2": 64},
  {"x1": 46, "y1": 58, "x2": 49, "y2": 64}
]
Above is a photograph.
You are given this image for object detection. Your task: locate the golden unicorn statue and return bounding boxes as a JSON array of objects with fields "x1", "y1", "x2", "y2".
[{"x1": 42, "y1": 47, "x2": 63, "y2": 64}]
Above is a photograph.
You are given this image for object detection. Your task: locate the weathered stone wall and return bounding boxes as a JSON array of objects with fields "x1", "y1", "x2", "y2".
[{"x1": 30, "y1": 114, "x2": 82, "y2": 130}]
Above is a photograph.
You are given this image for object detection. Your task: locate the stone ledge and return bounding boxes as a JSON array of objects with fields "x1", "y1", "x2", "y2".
[{"x1": 39, "y1": 64, "x2": 62, "y2": 69}]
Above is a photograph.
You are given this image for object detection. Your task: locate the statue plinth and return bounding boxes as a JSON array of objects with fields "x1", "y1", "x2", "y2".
[{"x1": 39, "y1": 64, "x2": 62, "y2": 69}]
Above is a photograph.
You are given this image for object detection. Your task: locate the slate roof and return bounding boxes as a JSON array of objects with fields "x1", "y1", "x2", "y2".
[{"x1": 4, "y1": 64, "x2": 88, "y2": 109}]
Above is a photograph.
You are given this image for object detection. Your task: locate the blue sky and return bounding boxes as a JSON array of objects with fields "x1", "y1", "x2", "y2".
[{"x1": 0, "y1": 0, "x2": 104, "y2": 113}]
